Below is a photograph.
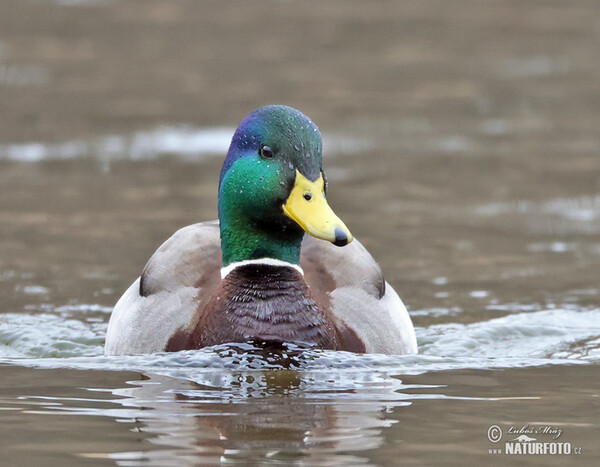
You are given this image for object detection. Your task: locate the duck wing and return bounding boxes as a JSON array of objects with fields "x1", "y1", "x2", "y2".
[
  {"x1": 301, "y1": 235, "x2": 417, "y2": 354},
  {"x1": 105, "y1": 221, "x2": 222, "y2": 355}
]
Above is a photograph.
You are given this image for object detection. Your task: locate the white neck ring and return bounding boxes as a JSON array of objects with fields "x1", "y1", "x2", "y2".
[{"x1": 220, "y1": 258, "x2": 304, "y2": 279}]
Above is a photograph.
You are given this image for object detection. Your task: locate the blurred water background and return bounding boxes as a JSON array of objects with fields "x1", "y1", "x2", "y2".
[{"x1": 1, "y1": 0, "x2": 599, "y2": 465}]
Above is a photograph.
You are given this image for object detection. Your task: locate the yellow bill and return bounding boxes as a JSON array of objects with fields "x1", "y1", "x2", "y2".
[{"x1": 282, "y1": 170, "x2": 353, "y2": 246}]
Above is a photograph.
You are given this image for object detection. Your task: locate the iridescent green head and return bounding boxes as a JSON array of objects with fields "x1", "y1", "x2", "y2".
[{"x1": 218, "y1": 105, "x2": 352, "y2": 266}]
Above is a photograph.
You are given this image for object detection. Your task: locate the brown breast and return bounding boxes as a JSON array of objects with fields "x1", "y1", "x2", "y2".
[{"x1": 166, "y1": 264, "x2": 342, "y2": 351}]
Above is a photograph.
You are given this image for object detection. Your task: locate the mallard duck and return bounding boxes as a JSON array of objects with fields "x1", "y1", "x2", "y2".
[{"x1": 105, "y1": 105, "x2": 417, "y2": 355}]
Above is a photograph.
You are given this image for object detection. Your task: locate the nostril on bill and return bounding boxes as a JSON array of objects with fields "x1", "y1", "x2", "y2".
[{"x1": 333, "y1": 227, "x2": 348, "y2": 247}]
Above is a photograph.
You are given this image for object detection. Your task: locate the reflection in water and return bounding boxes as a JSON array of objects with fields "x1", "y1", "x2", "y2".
[
  {"x1": 108, "y1": 370, "x2": 410, "y2": 464},
  {"x1": 4, "y1": 340, "x2": 581, "y2": 464},
  {"x1": 4, "y1": 360, "x2": 597, "y2": 465},
  {"x1": 84, "y1": 342, "x2": 497, "y2": 466},
  {"x1": 8, "y1": 344, "x2": 425, "y2": 464}
]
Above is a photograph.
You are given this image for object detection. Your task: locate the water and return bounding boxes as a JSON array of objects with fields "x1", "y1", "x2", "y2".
[{"x1": 1, "y1": 0, "x2": 600, "y2": 465}]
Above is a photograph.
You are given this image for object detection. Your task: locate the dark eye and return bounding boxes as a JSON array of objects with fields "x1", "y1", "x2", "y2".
[{"x1": 259, "y1": 144, "x2": 273, "y2": 158}]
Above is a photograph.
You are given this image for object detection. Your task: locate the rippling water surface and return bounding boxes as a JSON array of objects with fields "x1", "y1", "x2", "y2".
[{"x1": 1, "y1": 0, "x2": 600, "y2": 465}]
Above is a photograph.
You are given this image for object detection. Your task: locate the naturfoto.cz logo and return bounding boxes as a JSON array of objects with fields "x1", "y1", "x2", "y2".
[{"x1": 487, "y1": 424, "x2": 582, "y2": 456}]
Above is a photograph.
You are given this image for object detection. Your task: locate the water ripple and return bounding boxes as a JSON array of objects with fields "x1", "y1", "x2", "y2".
[{"x1": 1, "y1": 306, "x2": 599, "y2": 378}]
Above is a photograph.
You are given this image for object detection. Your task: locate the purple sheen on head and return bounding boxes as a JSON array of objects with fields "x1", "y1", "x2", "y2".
[{"x1": 219, "y1": 105, "x2": 323, "y2": 186}]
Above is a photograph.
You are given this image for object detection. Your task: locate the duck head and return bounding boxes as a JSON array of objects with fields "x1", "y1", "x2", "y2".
[{"x1": 218, "y1": 105, "x2": 353, "y2": 266}]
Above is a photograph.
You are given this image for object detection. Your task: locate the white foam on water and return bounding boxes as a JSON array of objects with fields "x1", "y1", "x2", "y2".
[
  {"x1": 0, "y1": 127, "x2": 372, "y2": 162},
  {"x1": 417, "y1": 308, "x2": 600, "y2": 362},
  {"x1": 476, "y1": 195, "x2": 600, "y2": 224},
  {"x1": 474, "y1": 195, "x2": 600, "y2": 236},
  {"x1": 0, "y1": 305, "x2": 599, "y2": 379},
  {"x1": 0, "y1": 127, "x2": 233, "y2": 162}
]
